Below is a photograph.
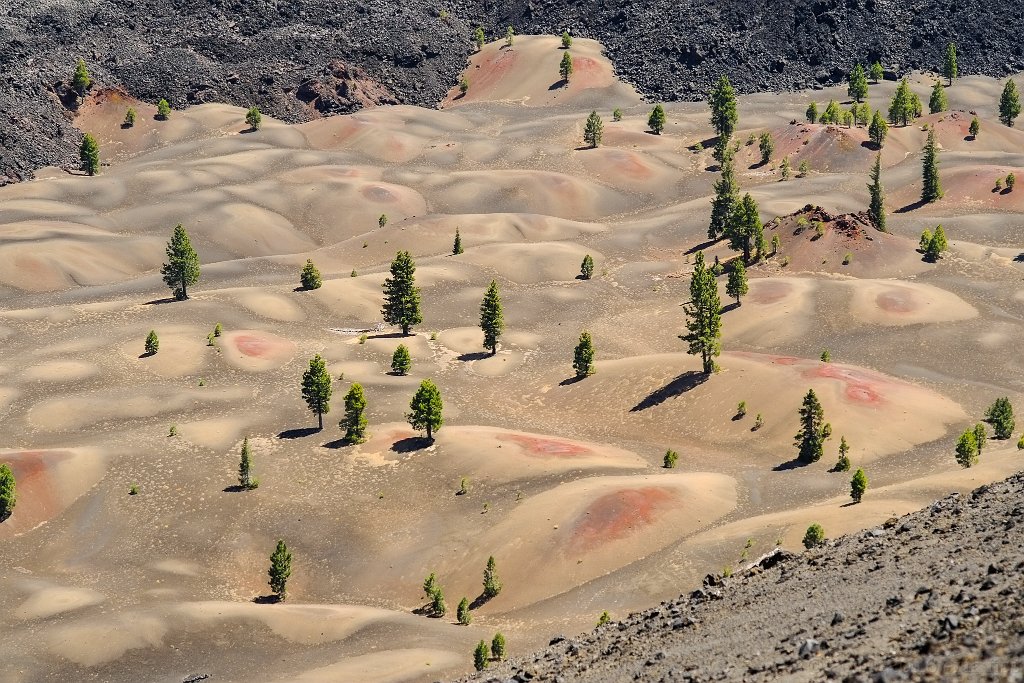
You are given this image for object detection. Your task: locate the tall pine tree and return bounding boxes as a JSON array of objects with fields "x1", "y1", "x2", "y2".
[
  {"x1": 847, "y1": 64, "x2": 868, "y2": 102},
  {"x1": 160, "y1": 224, "x2": 200, "y2": 300},
  {"x1": 921, "y1": 127, "x2": 943, "y2": 203},
  {"x1": 709, "y1": 75, "x2": 738, "y2": 140},
  {"x1": 238, "y1": 437, "x2": 255, "y2": 489},
  {"x1": 943, "y1": 43, "x2": 957, "y2": 86},
  {"x1": 80, "y1": 133, "x2": 100, "y2": 175},
  {"x1": 867, "y1": 152, "x2": 886, "y2": 231},
  {"x1": 479, "y1": 280, "x2": 504, "y2": 354},
  {"x1": 268, "y1": 540, "x2": 292, "y2": 600},
  {"x1": 408, "y1": 379, "x2": 443, "y2": 441},
  {"x1": 381, "y1": 251, "x2": 423, "y2": 335},
  {"x1": 573, "y1": 331, "x2": 595, "y2": 377},
  {"x1": 999, "y1": 79, "x2": 1021, "y2": 127},
  {"x1": 679, "y1": 252, "x2": 722, "y2": 375},
  {"x1": 795, "y1": 389, "x2": 826, "y2": 464},
  {"x1": 301, "y1": 354, "x2": 332, "y2": 430},
  {"x1": 708, "y1": 145, "x2": 738, "y2": 240},
  {"x1": 583, "y1": 111, "x2": 604, "y2": 147},
  {"x1": 341, "y1": 383, "x2": 368, "y2": 444}
]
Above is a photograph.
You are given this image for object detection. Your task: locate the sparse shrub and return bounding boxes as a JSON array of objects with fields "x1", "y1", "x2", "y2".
[
  {"x1": 505, "y1": 25, "x2": 515, "y2": 47},
  {"x1": 245, "y1": 106, "x2": 262, "y2": 130},
  {"x1": 457, "y1": 597, "x2": 472, "y2": 625},
  {"x1": 491, "y1": 632, "x2": 507, "y2": 661},
  {"x1": 350, "y1": 269, "x2": 357, "y2": 277},
  {"x1": 996, "y1": 177, "x2": 1004, "y2": 191},
  {"x1": 430, "y1": 331, "x2": 438, "y2": 341},
  {"x1": 736, "y1": 401, "x2": 747, "y2": 418},
  {"x1": 391, "y1": 344, "x2": 412, "y2": 375},
  {"x1": 580, "y1": 254, "x2": 595, "y2": 279},
  {"x1": 974, "y1": 422, "x2": 987, "y2": 455},
  {"x1": 753, "y1": 413, "x2": 763, "y2": 430},
  {"x1": 802, "y1": 523, "x2": 825, "y2": 548},
  {"x1": 798, "y1": 160, "x2": 809, "y2": 177},
  {"x1": 663, "y1": 449, "x2": 679, "y2": 468},
  {"x1": 0, "y1": 464, "x2": 17, "y2": 520},
  {"x1": 850, "y1": 468, "x2": 868, "y2": 503},
  {"x1": 820, "y1": 349, "x2": 830, "y2": 362},
  {"x1": 145, "y1": 330, "x2": 159, "y2": 355},
  {"x1": 722, "y1": 565, "x2": 733, "y2": 577},
  {"x1": 746, "y1": 132, "x2": 756, "y2": 145},
  {"x1": 128, "y1": 484, "x2": 139, "y2": 495},
  {"x1": 474, "y1": 27, "x2": 485, "y2": 51},
  {"x1": 458, "y1": 477, "x2": 469, "y2": 495},
  {"x1": 985, "y1": 397, "x2": 1015, "y2": 439},
  {"x1": 459, "y1": 77, "x2": 469, "y2": 95},
  {"x1": 612, "y1": 108, "x2": 623, "y2": 122},
  {"x1": 1017, "y1": 434, "x2": 1024, "y2": 450},
  {"x1": 597, "y1": 610, "x2": 611, "y2": 626},
  {"x1": 378, "y1": 214, "x2": 388, "y2": 229},
  {"x1": 358, "y1": 334, "x2": 367, "y2": 344},
  {"x1": 780, "y1": 156, "x2": 791, "y2": 180},
  {"x1": 213, "y1": 322, "x2": 223, "y2": 337},
  {"x1": 157, "y1": 99, "x2": 171, "y2": 120},
  {"x1": 207, "y1": 332, "x2": 216, "y2": 347},
  {"x1": 198, "y1": 378, "x2": 205, "y2": 386},
  {"x1": 771, "y1": 234, "x2": 780, "y2": 255},
  {"x1": 842, "y1": 253, "x2": 852, "y2": 265},
  {"x1": 835, "y1": 435, "x2": 851, "y2": 471},
  {"x1": 168, "y1": 424, "x2": 178, "y2": 437},
  {"x1": 124, "y1": 107, "x2": 137, "y2": 127},
  {"x1": 781, "y1": 256, "x2": 790, "y2": 267},
  {"x1": 1008, "y1": 173, "x2": 1017, "y2": 191},
  {"x1": 814, "y1": 222, "x2": 825, "y2": 239}
]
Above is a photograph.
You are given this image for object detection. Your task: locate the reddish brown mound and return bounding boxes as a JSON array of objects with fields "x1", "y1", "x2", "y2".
[
  {"x1": 498, "y1": 433, "x2": 590, "y2": 457},
  {"x1": 570, "y1": 487, "x2": 677, "y2": 551}
]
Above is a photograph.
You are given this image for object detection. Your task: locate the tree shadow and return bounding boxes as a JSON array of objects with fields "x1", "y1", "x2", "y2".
[
  {"x1": 574, "y1": 145, "x2": 597, "y2": 151},
  {"x1": 686, "y1": 238, "x2": 719, "y2": 254},
  {"x1": 772, "y1": 458, "x2": 811, "y2": 471},
  {"x1": 630, "y1": 371, "x2": 708, "y2": 412},
  {"x1": 144, "y1": 296, "x2": 178, "y2": 305},
  {"x1": 458, "y1": 351, "x2": 491, "y2": 362},
  {"x1": 240, "y1": 126, "x2": 258, "y2": 134},
  {"x1": 1000, "y1": 188, "x2": 1012, "y2": 195},
  {"x1": 368, "y1": 332, "x2": 408, "y2": 340},
  {"x1": 749, "y1": 160, "x2": 769, "y2": 170},
  {"x1": 469, "y1": 593, "x2": 492, "y2": 610},
  {"x1": 277, "y1": 427, "x2": 320, "y2": 439},
  {"x1": 964, "y1": 135, "x2": 976, "y2": 141},
  {"x1": 721, "y1": 301, "x2": 740, "y2": 314},
  {"x1": 895, "y1": 199, "x2": 928, "y2": 214},
  {"x1": 548, "y1": 79, "x2": 568, "y2": 90},
  {"x1": 1013, "y1": 254, "x2": 1024, "y2": 262},
  {"x1": 574, "y1": 273, "x2": 592, "y2": 280},
  {"x1": 392, "y1": 436, "x2": 432, "y2": 453},
  {"x1": 138, "y1": 351, "x2": 155, "y2": 359},
  {"x1": 322, "y1": 438, "x2": 351, "y2": 449},
  {"x1": 840, "y1": 501, "x2": 859, "y2": 508},
  {"x1": 698, "y1": 136, "x2": 719, "y2": 149},
  {"x1": 859, "y1": 141, "x2": 882, "y2": 151},
  {"x1": 223, "y1": 485, "x2": 248, "y2": 493},
  {"x1": 559, "y1": 375, "x2": 586, "y2": 387},
  {"x1": 252, "y1": 594, "x2": 282, "y2": 604}
]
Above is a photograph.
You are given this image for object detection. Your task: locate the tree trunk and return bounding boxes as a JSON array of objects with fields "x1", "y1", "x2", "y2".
[
  {"x1": 743, "y1": 241, "x2": 750, "y2": 264},
  {"x1": 317, "y1": 410, "x2": 323, "y2": 430},
  {"x1": 181, "y1": 279, "x2": 188, "y2": 300},
  {"x1": 736, "y1": 295, "x2": 741, "y2": 306},
  {"x1": 403, "y1": 323, "x2": 410, "y2": 336},
  {"x1": 426, "y1": 424, "x2": 433, "y2": 441}
]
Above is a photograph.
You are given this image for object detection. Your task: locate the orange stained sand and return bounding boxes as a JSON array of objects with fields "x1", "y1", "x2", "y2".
[
  {"x1": 749, "y1": 280, "x2": 793, "y2": 305},
  {"x1": 0, "y1": 451, "x2": 61, "y2": 533},
  {"x1": 234, "y1": 334, "x2": 274, "y2": 358},
  {"x1": 606, "y1": 150, "x2": 653, "y2": 181},
  {"x1": 802, "y1": 364, "x2": 885, "y2": 406},
  {"x1": 498, "y1": 433, "x2": 590, "y2": 457},
  {"x1": 571, "y1": 486, "x2": 677, "y2": 550},
  {"x1": 875, "y1": 289, "x2": 917, "y2": 313}
]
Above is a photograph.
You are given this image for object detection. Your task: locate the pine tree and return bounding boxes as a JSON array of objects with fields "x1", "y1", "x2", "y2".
[
  {"x1": 802, "y1": 523, "x2": 825, "y2": 549},
  {"x1": 157, "y1": 99, "x2": 171, "y2": 119},
  {"x1": 301, "y1": 354, "x2": 332, "y2": 430},
  {"x1": 238, "y1": 437, "x2": 255, "y2": 489},
  {"x1": 835, "y1": 435, "x2": 851, "y2": 472},
  {"x1": 474, "y1": 27, "x2": 485, "y2": 51},
  {"x1": 806, "y1": 102, "x2": 818, "y2": 124},
  {"x1": 160, "y1": 224, "x2": 200, "y2": 300},
  {"x1": 819, "y1": 100, "x2": 840, "y2": 124},
  {"x1": 391, "y1": 344, "x2": 412, "y2": 375},
  {"x1": 341, "y1": 383, "x2": 368, "y2": 444},
  {"x1": 144, "y1": 330, "x2": 159, "y2": 355},
  {"x1": 969, "y1": 116, "x2": 980, "y2": 138},
  {"x1": 379, "y1": 214, "x2": 388, "y2": 229},
  {"x1": 583, "y1": 111, "x2": 604, "y2": 147},
  {"x1": 679, "y1": 251, "x2": 722, "y2": 375},
  {"x1": 709, "y1": 76, "x2": 738, "y2": 140},
  {"x1": 648, "y1": 103, "x2": 667, "y2": 134},
  {"x1": 922, "y1": 128, "x2": 942, "y2": 203},
  {"x1": 943, "y1": 42, "x2": 958, "y2": 86},
  {"x1": 457, "y1": 597, "x2": 472, "y2": 625},
  {"x1": 80, "y1": 133, "x2": 100, "y2": 176},
  {"x1": 483, "y1": 555, "x2": 502, "y2": 598},
  {"x1": 430, "y1": 584, "x2": 446, "y2": 616},
  {"x1": 924, "y1": 224, "x2": 948, "y2": 261},
  {"x1": 869, "y1": 62, "x2": 884, "y2": 83},
  {"x1": 268, "y1": 540, "x2": 292, "y2": 600},
  {"x1": 857, "y1": 102, "x2": 871, "y2": 127},
  {"x1": 491, "y1": 632, "x2": 507, "y2": 661},
  {"x1": 124, "y1": 107, "x2": 137, "y2": 127},
  {"x1": 847, "y1": 64, "x2": 868, "y2": 102},
  {"x1": 573, "y1": 331, "x2": 595, "y2": 378},
  {"x1": 726, "y1": 193, "x2": 761, "y2": 263},
  {"x1": 850, "y1": 468, "x2": 868, "y2": 503},
  {"x1": 708, "y1": 146, "x2": 738, "y2": 240},
  {"x1": 422, "y1": 572, "x2": 438, "y2": 600},
  {"x1": 246, "y1": 106, "x2": 262, "y2": 130},
  {"x1": 955, "y1": 429, "x2": 978, "y2": 468},
  {"x1": 974, "y1": 423, "x2": 987, "y2": 455},
  {"x1": 559, "y1": 51, "x2": 574, "y2": 82},
  {"x1": 867, "y1": 110, "x2": 888, "y2": 149},
  {"x1": 780, "y1": 156, "x2": 791, "y2": 180},
  {"x1": 929, "y1": 81, "x2": 948, "y2": 114},
  {"x1": 867, "y1": 153, "x2": 886, "y2": 231},
  {"x1": 381, "y1": 251, "x2": 423, "y2": 336},
  {"x1": 580, "y1": 254, "x2": 595, "y2": 279},
  {"x1": 561, "y1": 30, "x2": 572, "y2": 49},
  {"x1": 726, "y1": 260, "x2": 748, "y2": 305},
  {"x1": 758, "y1": 132, "x2": 774, "y2": 164},
  {"x1": 479, "y1": 280, "x2": 504, "y2": 354},
  {"x1": 452, "y1": 228, "x2": 464, "y2": 255},
  {"x1": 663, "y1": 450, "x2": 679, "y2": 468},
  {"x1": 505, "y1": 26, "x2": 515, "y2": 47},
  {"x1": 1008, "y1": 173, "x2": 1017, "y2": 191},
  {"x1": 985, "y1": 397, "x2": 1015, "y2": 439},
  {"x1": 999, "y1": 80, "x2": 1021, "y2": 126},
  {"x1": 888, "y1": 78, "x2": 916, "y2": 126},
  {"x1": 795, "y1": 389, "x2": 826, "y2": 464},
  {"x1": 300, "y1": 259, "x2": 322, "y2": 290},
  {"x1": 0, "y1": 463, "x2": 16, "y2": 521},
  {"x1": 408, "y1": 379, "x2": 443, "y2": 440},
  {"x1": 474, "y1": 640, "x2": 489, "y2": 671},
  {"x1": 72, "y1": 58, "x2": 91, "y2": 94}
]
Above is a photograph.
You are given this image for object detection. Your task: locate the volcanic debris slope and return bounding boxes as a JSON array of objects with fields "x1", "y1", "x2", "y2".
[
  {"x1": 4, "y1": 0, "x2": 1024, "y2": 180},
  {"x1": 459, "y1": 474, "x2": 1024, "y2": 682}
]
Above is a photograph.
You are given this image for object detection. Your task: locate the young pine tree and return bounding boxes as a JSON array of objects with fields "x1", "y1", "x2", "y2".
[
  {"x1": 943, "y1": 42, "x2": 958, "y2": 86},
  {"x1": 806, "y1": 102, "x2": 818, "y2": 124},
  {"x1": 758, "y1": 132, "x2": 774, "y2": 164},
  {"x1": 580, "y1": 253, "x2": 595, "y2": 279},
  {"x1": 0, "y1": 463, "x2": 16, "y2": 521},
  {"x1": 80, "y1": 133, "x2": 100, "y2": 176},
  {"x1": 573, "y1": 331, "x2": 596, "y2": 378},
  {"x1": 850, "y1": 468, "x2": 868, "y2": 503},
  {"x1": 663, "y1": 449, "x2": 679, "y2": 468},
  {"x1": 408, "y1": 379, "x2": 443, "y2": 440},
  {"x1": 160, "y1": 224, "x2": 200, "y2": 300},
  {"x1": 491, "y1": 632, "x2": 507, "y2": 661},
  {"x1": 246, "y1": 106, "x2": 262, "y2": 130},
  {"x1": 559, "y1": 51, "x2": 574, "y2": 83},
  {"x1": 802, "y1": 523, "x2": 825, "y2": 549},
  {"x1": 888, "y1": 78, "x2": 915, "y2": 126},
  {"x1": 479, "y1": 280, "x2": 504, "y2": 355},
  {"x1": 483, "y1": 555, "x2": 502, "y2": 598},
  {"x1": 379, "y1": 214, "x2": 388, "y2": 229},
  {"x1": 474, "y1": 27, "x2": 485, "y2": 51},
  {"x1": 974, "y1": 423, "x2": 987, "y2": 455},
  {"x1": 505, "y1": 26, "x2": 515, "y2": 47},
  {"x1": 985, "y1": 397, "x2": 1015, "y2": 439},
  {"x1": 648, "y1": 103, "x2": 667, "y2": 134},
  {"x1": 847, "y1": 64, "x2": 868, "y2": 102},
  {"x1": 869, "y1": 61, "x2": 884, "y2": 83},
  {"x1": 561, "y1": 30, "x2": 572, "y2": 49},
  {"x1": 726, "y1": 192, "x2": 762, "y2": 263},
  {"x1": 300, "y1": 259, "x2": 322, "y2": 290},
  {"x1": 341, "y1": 383, "x2": 368, "y2": 444},
  {"x1": 969, "y1": 116, "x2": 980, "y2": 138},
  {"x1": 583, "y1": 110, "x2": 604, "y2": 148},
  {"x1": 999, "y1": 79, "x2": 1021, "y2": 126},
  {"x1": 955, "y1": 429, "x2": 978, "y2": 468},
  {"x1": 821, "y1": 100, "x2": 841, "y2": 124},
  {"x1": 679, "y1": 251, "x2": 722, "y2": 375},
  {"x1": 238, "y1": 437, "x2": 256, "y2": 489},
  {"x1": 391, "y1": 344, "x2": 412, "y2": 375},
  {"x1": 835, "y1": 435, "x2": 852, "y2": 472},
  {"x1": 430, "y1": 586, "x2": 447, "y2": 617},
  {"x1": 457, "y1": 597, "x2": 472, "y2": 625},
  {"x1": 869, "y1": 110, "x2": 889, "y2": 148},
  {"x1": 929, "y1": 81, "x2": 948, "y2": 114},
  {"x1": 452, "y1": 228, "x2": 464, "y2": 255},
  {"x1": 708, "y1": 146, "x2": 738, "y2": 240},
  {"x1": 301, "y1": 354, "x2": 332, "y2": 430},
  {"x1": 795, "y1": 389, "x2": 827, "y2": 464},
  {"x1": 157, "y1": 99, "x2": 171, "y2": 119},
  {"x1": 422, "y1": 572, "x2": 438, "y2": 601},
  {"x1": 921, "y1": 128, "x2": 943, "y2": 203},
  {"x1": 268, "y1": 540, "x2": 292, "y2": 600},
  {"x1": 144, "y1": 330, "x2": 160, "y2": 355},
  {"x1": 726, "y1": 260, "x2": 748, "y2": 305},
  {"x1": 925, "y1": 224, "x2": 948, "y2": 262},
  {"x1": 124, "y1": 107, "x2": 137, "y2": 127},
  {"x1": 473, "y1": 640, "x2": 489, "y2": 671},
  {"x1": 72, "y1": 58, "x2": 91, "y2": 94},
  {"x1": 708, "y1": 75, "x2": 738, "y2": 140},
  {"x1": 867, "y1": 152, "x2": 886, "y2": 231},
  {"x1": 381, "y1": 251, "x2": 423, "y2": 336},
  {"x1": 780, "y1": 156, "x2": 791, "y2": 180}
]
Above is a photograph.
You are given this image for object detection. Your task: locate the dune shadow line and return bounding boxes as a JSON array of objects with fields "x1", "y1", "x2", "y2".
[{"x1": 630, "y1": 371, "x2": 707, "y2": 412}]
